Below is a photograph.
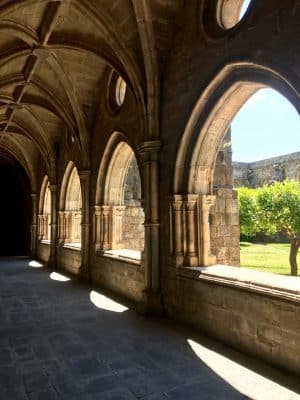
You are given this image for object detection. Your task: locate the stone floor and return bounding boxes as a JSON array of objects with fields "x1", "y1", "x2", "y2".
[{"x1": 0, "y1": 257, "x2": 299, "y2": 400}]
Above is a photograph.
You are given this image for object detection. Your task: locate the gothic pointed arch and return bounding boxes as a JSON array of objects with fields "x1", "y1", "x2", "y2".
[
  {"x1": 59, "y1": 162, "x2": 82, "y2": 248},
  {"x1": 94, "y1": 134, "x2": 144, "y2": 261},
  {"x1": 38, "y1": 176, "x2": 51, "y2": 242},
  {"x1": 171, "y1": 62, "x2": 300, "y2": 268}
]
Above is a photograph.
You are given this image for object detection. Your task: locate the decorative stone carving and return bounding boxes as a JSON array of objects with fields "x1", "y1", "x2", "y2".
[{"x1": 170, "y1": 194, "x2": 217, "y2": 267}]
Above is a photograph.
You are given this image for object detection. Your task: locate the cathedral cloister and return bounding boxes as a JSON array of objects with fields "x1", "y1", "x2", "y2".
[{"x1": 0, "y1": 1, "x2": 299, "y2": 398}]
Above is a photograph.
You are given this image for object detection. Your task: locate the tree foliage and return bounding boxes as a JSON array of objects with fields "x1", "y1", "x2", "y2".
[
  {"x1": 238, "y1": 187, "x2": 259, "y2": 237},
  {"x1": 237, "y1": 180, "x2": 300, "y2": 275}
]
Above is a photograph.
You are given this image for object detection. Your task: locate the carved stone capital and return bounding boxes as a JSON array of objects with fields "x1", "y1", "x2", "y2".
[
  {"x1": 78, "y1": 170, "x2": 91, "y2": 180},
  {"x1": 138, "y1": 140, "x2": 161, "y2": 161}
]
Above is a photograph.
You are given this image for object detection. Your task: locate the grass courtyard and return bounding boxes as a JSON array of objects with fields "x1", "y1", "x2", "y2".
[{"x1": 240, "y1": 242, "x2": 299, "y2": 276}]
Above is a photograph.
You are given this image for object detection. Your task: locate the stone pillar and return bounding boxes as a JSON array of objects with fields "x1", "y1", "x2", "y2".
[
  {"x1": 48, "y1": 184, "x2": 57, "y2": 269},
  {"x1": 30, "y1": 193, "x2": 37, "y2": 258},
  {"x1": 64, "y1": 211, "x2": 71, "y2": 243},
  {"x1": 183, "y1": 195, "x2": 199, "y2": 267},
  {"x1": 37, "y1": 214, "x2": 43, "y2": 241},
  {"x1": 58, "y1": 211, "x2": 65, "y2": 245},
  {"x1": 138, "y1": 141, "x2": 162, "y2": 315},
  {"x1": 171, "y1": 195, "x2": 184, "y2": 266},
  {"x1": 79, "y1": 170, "x2": 90, "y2": 280},
  {"x1": 101, "y1": 205, "x2": 111, "y2": 250},
  {"x1": 94, "y1": 205, "x2": 102, "y2": 252},
  {"x1": 111, "y1": 206, "x2": 126, "y2": 249},
  {"x1": 199, "y1": 195, "x2": 216, "y2": 266}
]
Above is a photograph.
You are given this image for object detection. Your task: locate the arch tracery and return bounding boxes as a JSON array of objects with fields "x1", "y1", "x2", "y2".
[
  {"x1": 58, "y1": 162, "x2": 82, "y2": 248},
  {"x1": 95, "y1": 137, "x2": 144, "y2": 262},
  {"x1": 38, "y1": 176, "x2": 51, "y2": 242},
  {"x1": 172, "y1": 62, "x2": 300, "y2": 268}
]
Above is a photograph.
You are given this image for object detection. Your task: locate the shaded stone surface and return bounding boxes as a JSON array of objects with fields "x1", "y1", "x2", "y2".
[{"x1": 0, "y1": 257, "x2": 299, "y2": 400}]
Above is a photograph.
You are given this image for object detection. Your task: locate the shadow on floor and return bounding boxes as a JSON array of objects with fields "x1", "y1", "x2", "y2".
[{"x1": 0, "y1": 257, "x2": 299, "y2": 400}]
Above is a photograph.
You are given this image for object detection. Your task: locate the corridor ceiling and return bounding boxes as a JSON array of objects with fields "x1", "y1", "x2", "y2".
[{"x1": 0, "y1": 0, "x2": 184, "y2": 189}]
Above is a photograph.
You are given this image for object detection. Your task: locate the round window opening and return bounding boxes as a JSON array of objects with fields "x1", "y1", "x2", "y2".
[
  {"x1": 115, "y1": 76, "x2": 127, "y2": 107},
  {"x1": 218, "y1": 0, "x2": 252, "y2": 29}
]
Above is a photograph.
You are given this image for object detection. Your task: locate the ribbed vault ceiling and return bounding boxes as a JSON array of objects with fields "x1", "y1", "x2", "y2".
[{"x1": 0, "y1": 0, "x2": 184, "y2": 189}]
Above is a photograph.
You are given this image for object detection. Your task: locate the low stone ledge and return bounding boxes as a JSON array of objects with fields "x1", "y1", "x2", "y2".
[
  {"x1": 176, "y1": 265, "x2": 300, "y2": 302},
  {"x1": 62, "y1": 243, "x2": 82, "y2": 252},
  {"x1": 40, "y1": 240, "x2": 51, "y2": 245},
  {"x1": 95, "y1": 250, "x2": 142, "y2": 267}
]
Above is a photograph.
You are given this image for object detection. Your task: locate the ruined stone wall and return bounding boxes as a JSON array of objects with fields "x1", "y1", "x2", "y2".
[{"x1": 233, "y1": 152, "x2": 300, "y2": 188}]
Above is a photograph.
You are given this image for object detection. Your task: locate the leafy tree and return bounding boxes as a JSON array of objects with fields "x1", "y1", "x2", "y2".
[
  {"x1": 256, "y1": 180, "x2": 300, "y2": 276},
  {"x1": 238, "y1": 187, "x2": 259, "y2": 238},
  {"x1": 238, "y1": 181, "x2": 300, "y2": 275}
]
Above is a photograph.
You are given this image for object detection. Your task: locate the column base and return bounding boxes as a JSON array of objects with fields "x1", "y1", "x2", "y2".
[
  {"x1": 137, "y1": 289, "x2": 164, "y2": 317},
  {"x1": 78, "y1": 264, "x2": 91, "y2": 283},
  {"x1": 47, "y1": 257, "x2": 56, "y2": 270}
]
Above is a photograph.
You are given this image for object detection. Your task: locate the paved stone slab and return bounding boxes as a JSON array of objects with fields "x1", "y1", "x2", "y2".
[{"x1": 0, "y1": 257, "x2": 299, "y2": 400}]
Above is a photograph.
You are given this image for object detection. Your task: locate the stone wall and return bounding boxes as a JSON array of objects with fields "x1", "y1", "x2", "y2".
[
  {"x1": 233, "y1": 152, "x2": 300, "y2": 188},
  {"x1": 122, "y1": 206, "x2": 145, "y2": 250},
  {"x1": 210, "y1": 189, "x2": 240, "y2": 266},
  {"x1": 211, "y1": 129, "x2": 240, "y2": 266},
  {"x1": 164, "y1": 274, "x2": 300, "y2": 375},
  {"x1": 37, "y1": 242, "x2": 50, "y2": 264},
  {"x1": 91, "y1": 255, "x2": 144, "y2": 302},
  {"x1": 122, "y1": 155, "x2": 144, "y2": 250}
]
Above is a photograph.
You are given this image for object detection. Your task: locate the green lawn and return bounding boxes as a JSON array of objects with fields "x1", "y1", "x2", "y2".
[{"x1": 240, "y1": 242, "x2": 299, "y2": 276}]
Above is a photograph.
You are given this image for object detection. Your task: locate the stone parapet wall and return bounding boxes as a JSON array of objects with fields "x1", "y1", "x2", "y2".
[{"x1": 164, "y1": 273, "x2": 300, "y2": 375}]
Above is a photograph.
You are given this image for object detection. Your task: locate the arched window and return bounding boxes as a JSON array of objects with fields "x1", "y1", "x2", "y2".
[
  {"x1": 172, "y1": 64, "x2": 300, "y2": 273},
  {"x1": 217, "y1": 0, "x2": 252, "y2": 29},
  {"x1": 115, "y1": 76, "x2": 127, "y2": 107},
  {"x1": 59, "y1": 164, "x2": 82, "y2": 249},
  {"x1": 95, "y1": 141, "x2": 144, "y2": 262},
  {"x1": 38, "y1": 176, "x2": 51, "y2": 242}
]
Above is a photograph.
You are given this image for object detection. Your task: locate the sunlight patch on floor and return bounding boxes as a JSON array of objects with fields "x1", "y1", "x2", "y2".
[
  {"x1": 50, "y1": 272, "x2": 71, "y2": 282},
  {"x1": 28, "y1": 260, "x2": 44, "y2": 268},
  {"x1": 187, "y1": 339, "x2": 297, "y2": 399},
  {"x1": 90, "y1": 290, "x2": 128, "y2": 313}
]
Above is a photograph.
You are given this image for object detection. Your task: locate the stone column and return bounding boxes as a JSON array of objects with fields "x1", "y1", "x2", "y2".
[
  {"x1": 58, "y1": 211, "x2": 65, "y2": 245},
  {"x1": 94, "y1": 205, "x2": 101, "y2": 252},
  {"x1": 64, "y1": 211, "x2": 71, "y2": 243},
  {"x1": 138, "y1": 141, "x2": 162, "y2": 315},
  {"x1": 30, "y1": 193, "x2": 38, "y2": 258},
  {"x1": 37, "y1": 214, "x2": 43, "y2": 241},
  {"x1": 48, "y1": 184, "x2": 57, "y2": 269},
  {"x1": 199, "y1": 195, "x2": 216, "y2": 266},
  {"x1": 183, "y1": 195, "x2": 199, "y2": 267},
  {"x1": 101, "y1": 205, "x2": 111, "y2": 250},
  {"x1": 171, "y1": 195, "x2": 184, "y2": 266},
  {"x1": 79, "y1": 170, "x2": 90, "y2": 280},
  {"x1": 111, "y1": 206, "x2": 126, "y2": 249}
]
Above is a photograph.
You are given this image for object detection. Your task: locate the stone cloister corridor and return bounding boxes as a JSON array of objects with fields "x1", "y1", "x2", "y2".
[
  {"x1": 0, "y1": 257, "x2": 299, "y2": 400},
  {"x1": 0, "y1": 0, "x2": 299, "y2": 392}
]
